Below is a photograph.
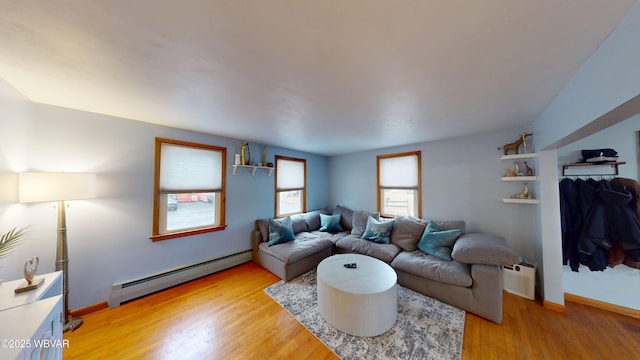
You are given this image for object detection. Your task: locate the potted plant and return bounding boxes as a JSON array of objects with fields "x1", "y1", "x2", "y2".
[
  {"x1": 0, "y1": 226, "x2": 31, "y2": 284},
  {"x1": 0, "y1": 226, "x2": 31, "y2": 260}
]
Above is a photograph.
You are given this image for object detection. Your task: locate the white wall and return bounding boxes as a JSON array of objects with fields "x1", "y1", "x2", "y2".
[
  {"x1": 328, "y1": 127, "x2": 538, "y2": 262},
  {"x1": 558, "y1": 114, "x2": 640, "y2": 310},
  {"x1": 533, "y1": 3, "x2": 640, "y2": 151},
  {"x1": 0, "y1": 79, "x2": 330, "y2": 309},
  {"x1": 531, "y1": 3, "x2": 640, "y2": 306},
  {"x1": 558, "y1": 114, "x2": 639, "y2": 179}
]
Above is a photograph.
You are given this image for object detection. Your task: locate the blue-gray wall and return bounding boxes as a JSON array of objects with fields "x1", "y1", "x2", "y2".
[
  {"x1": 530, "y1": 2, "x2": 640, "y2": 307},
  {"x1": 0, "y1": 80, "x2": 328, "y2": 309},
  {"x1": 328, "y1": 127, "x2": 538, "y2": 262},
  {"x1": 558, "y1": 113, "x2": 639, "y2": 179}
]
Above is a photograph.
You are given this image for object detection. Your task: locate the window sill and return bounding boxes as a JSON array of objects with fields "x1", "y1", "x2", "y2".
[{"x1": 150, "y1": 225, "x2": 227, "y2": 242}]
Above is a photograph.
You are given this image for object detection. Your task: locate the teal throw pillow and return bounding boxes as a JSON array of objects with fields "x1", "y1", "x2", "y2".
[
  {"x1": 361, "y1": 216, "x2": 395, "y2": 244},
  {"x1": 268, "y1": 216, "x2": 295, "y2": 246},
  {"x1": 417, "y1": 221, "x2": 461, "y2": 261},
  {"x1": 319, "y1": 213, "x2": 344, "y2": 232}
]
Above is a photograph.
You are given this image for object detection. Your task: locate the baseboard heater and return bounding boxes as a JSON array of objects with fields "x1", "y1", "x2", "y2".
[{"x1": 108, "y1": 250, "x2": 252, "y2": 308}]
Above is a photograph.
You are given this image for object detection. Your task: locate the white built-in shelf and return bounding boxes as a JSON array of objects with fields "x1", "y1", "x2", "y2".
[
  {"x1": 502, "y1": 198, "x2": 539, "y2": 204},
  {"x1": 500, "y1": 152, "x2": 538, "y2": 205},
  {"x1": 501, "y1": 176, "x2": 537, "y2": 181},
  {"x1": 500, "y1": 153, "x2": 537, "y2": 160},
  {"x1": 232, "y1": 164, "x2": 274, "y2": 176}
]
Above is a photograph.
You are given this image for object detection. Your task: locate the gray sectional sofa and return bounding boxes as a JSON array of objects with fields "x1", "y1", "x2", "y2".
[{"x1": 251, "y1": 206, "x2": 522, "y2": 324}]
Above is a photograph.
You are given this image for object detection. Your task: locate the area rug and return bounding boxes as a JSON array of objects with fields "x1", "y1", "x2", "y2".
[{"x1": 264, "y1": 270, "x2": 465, "y2": 360}]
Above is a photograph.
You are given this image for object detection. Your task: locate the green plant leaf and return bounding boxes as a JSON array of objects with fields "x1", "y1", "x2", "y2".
[{"x1": 0, "y1": 226, "x2": 32, "y2": 259}]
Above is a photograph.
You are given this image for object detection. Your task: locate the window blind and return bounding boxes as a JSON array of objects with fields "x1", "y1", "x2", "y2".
[
  {"x1": 379, "y1": 154, "x2": 419, "y2": 188},
  {"x1": 277, "y1": 158, "x2": 305, "y2": 190},
  {"x1": 160, "y1": 143, "x2": 222, "y2": 192}
]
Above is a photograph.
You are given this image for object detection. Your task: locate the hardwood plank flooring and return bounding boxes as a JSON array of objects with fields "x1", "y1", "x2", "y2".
[{"x1": 64, "y1": 262, "x2": 640, "y2": 359}]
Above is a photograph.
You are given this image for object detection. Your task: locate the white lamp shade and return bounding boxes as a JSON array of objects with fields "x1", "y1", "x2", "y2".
[{"x1": 18, "y1": 172, "x2": 97, "y2": 203}]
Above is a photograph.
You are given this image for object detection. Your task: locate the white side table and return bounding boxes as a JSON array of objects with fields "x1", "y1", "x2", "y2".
[
  {"x1": 0, "y1": 272, "x2": 64, "y2": 360},
  {"x1": 0, "y1": 271, "x2": 63, "y2": 311},
  {"x1": 0, "y1": 296, "x2": 63, "y2": 360},
  {"x1": 317, "y1": 254, "x2": 397, "y2": 337}
]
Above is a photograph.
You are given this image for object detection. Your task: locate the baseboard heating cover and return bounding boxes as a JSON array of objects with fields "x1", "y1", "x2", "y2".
[{"x1": 108, "y1": 250, "x2": 251, "y2": 307}]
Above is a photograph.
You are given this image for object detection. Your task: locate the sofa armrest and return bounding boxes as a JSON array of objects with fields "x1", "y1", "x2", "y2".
[
  {"x1": 452, "y1": 233, "x2": 521, "y2": 266},
  {"x1": 251, "y1": 229, "x2": 264, "y2": 261}
]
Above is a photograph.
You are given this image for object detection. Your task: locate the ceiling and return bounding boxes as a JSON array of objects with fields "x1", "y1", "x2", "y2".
[{"x1": 0, "y1": 1, "x2": 637, "y2": 155}]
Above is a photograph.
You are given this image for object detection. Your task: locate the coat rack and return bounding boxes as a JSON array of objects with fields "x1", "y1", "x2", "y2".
[{"x1": 562, "y1": 161, "x2": 625, "y2": 178}]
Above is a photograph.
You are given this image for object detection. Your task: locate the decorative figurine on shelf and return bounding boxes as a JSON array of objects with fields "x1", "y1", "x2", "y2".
[
  {"x1": 240, "y1": 143, "x2": 248, "y2": 165},
  {"x1": 524, "y1": 161, "x2": 535, "y2": 176},
  {"x1": 499, "y1": 132, "x2": 532, "y2": 155},
  {"x1": 505, "y1": 161, "x2": 520, "y2": 177},
  {"x1": 262, "y1": 145, "x2": 267, "y2": 167},
  {"x1": 511, "y1": 183, "x2": 533, "y2": 200},
  {"x1": 15, "y1": 256, "x2": 44, "y2": 293}
]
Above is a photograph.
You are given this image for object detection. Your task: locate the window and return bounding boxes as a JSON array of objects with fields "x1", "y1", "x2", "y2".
[
  {"x1": 151, "y1": 138, "x2": 226, "y2": 241},
  {"x1": 377, "y1": 151, "x2": 421, "y2": 217},
  {"x1": 275, "y1": 156, "x2": 306, "y2": 217}
]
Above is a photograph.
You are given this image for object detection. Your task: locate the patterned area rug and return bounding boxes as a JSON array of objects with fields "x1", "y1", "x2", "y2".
[{"x1": 264, "y1": 270, "x2": 465, "y2": 360}]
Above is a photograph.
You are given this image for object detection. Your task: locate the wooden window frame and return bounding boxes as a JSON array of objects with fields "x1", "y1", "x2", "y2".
[
  {"x1": 376, "y1": 151, "x2": 422, "y2": 218},
  {"x1": 151, "y1": 137, "x2": 227, "y2": 241},
  {"x1": 274, "y1": 155, "x2": 306, "y2": 217}
]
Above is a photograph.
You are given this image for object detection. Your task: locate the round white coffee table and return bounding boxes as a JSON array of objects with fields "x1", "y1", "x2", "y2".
[{"x1": 317, "y1": 254, "x2": 397, "y2": 337}]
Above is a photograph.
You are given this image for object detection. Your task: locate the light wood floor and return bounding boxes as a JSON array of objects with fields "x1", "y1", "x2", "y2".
[{"x1": 64, "y1": 261, "x2": 640, "y2": 359}]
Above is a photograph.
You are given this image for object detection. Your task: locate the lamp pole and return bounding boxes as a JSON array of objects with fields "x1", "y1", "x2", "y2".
[{"x1": 57, "y1": 199, "x2": 83, "y2": 332}]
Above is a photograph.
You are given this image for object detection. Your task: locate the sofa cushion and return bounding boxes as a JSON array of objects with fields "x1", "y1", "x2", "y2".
[
  {"x1": 391, "y1": 250, "x2": 472, "y2": 287},
  {"x1": 431, "y1": 220, "x2": 466, "y2": 234},
  {"x1": 256, "y1": 219, "x2": 269, "y2": 242},
  {"x1": 333, "y1": 205, "x2": 354, "y2": 231},
  {"x1": 390, "y1": 216, "x2": 427, "y2": 251},
  {"x1": 303, "y1": 209, "x2": 327, "y2": 231},
  {"x1": 319, "y1": 213, "x2": 344, "y2": 232},
  {"x1": 290, "y1": 213, "x2": 309, "y2": 234},
  {"x1": 297, "y1": 230, "x2": 350, "y2": 244},
  {"x1": 417, "y1": 221, "x2": 461, "y2": 261},
  {"x1": 335, "y1": 234, "x2": 402, "y2": 263},
  {"x1": 259, "y1": 237, "x2": 333, "y2": 264},
  {"x1": 361, "y1": 216, "x2": 395, "y2": 244},
  {"x1": 268, "y1": 217, "x2": 295, "y2": 246},
  {"x1": 351, "y1": 210, "x2": 380, "y2": 236},
  {"x1": 451, "y1": 233, "x2": 521, "y2": 265}
]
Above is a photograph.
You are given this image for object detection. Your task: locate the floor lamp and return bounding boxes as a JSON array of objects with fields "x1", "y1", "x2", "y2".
[{"x1": 18, "y1": 172, "x2": 97, "y2": 332}]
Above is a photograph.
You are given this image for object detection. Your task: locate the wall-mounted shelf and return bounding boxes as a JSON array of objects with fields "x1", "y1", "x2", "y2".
[
  {"x1": 500, "y1": 152, "x2": 538, "y2": 204},
  {"x1": 562, "y1": 161, "x2": 625, "y2": 177},
  {"x1": 501, "y1": 153, "x2": 537, "y2": 160},
  {"x1": 502, "y1": 198, "x2": 540, "y2": 204},
  {"x1": 501, "y1": 176, "x2": 537, "y2": 182},
  {"x1": 232, "y1": 164, "x2": 274, "y2": 176}
]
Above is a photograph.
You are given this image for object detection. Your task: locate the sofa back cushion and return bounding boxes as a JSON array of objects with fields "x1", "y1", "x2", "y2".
[
  {"x1": 451, "y1": 233, "x2": 521, "y2": 265},
  {"x1": 303, "y1": 209, "x2": 327, "y2": 231},
  {"x1": 351, "y1": 210, "x2": 380, "y2": 236},
  {"x1": 390, "y1": 216, "x2": 428, "y2": 251},
  {"x1": 333, "y1": 205, "x2": 354, "y2": 231},
  {"x1": 432, "y1": 220, "x2": 466, "y2": 233},
  {"x1": 290, "y1": 213, "x2": 309, "y2": 234},
  {"x1": 256, "y1": 219, "x2": 270, "y2": 242}
]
